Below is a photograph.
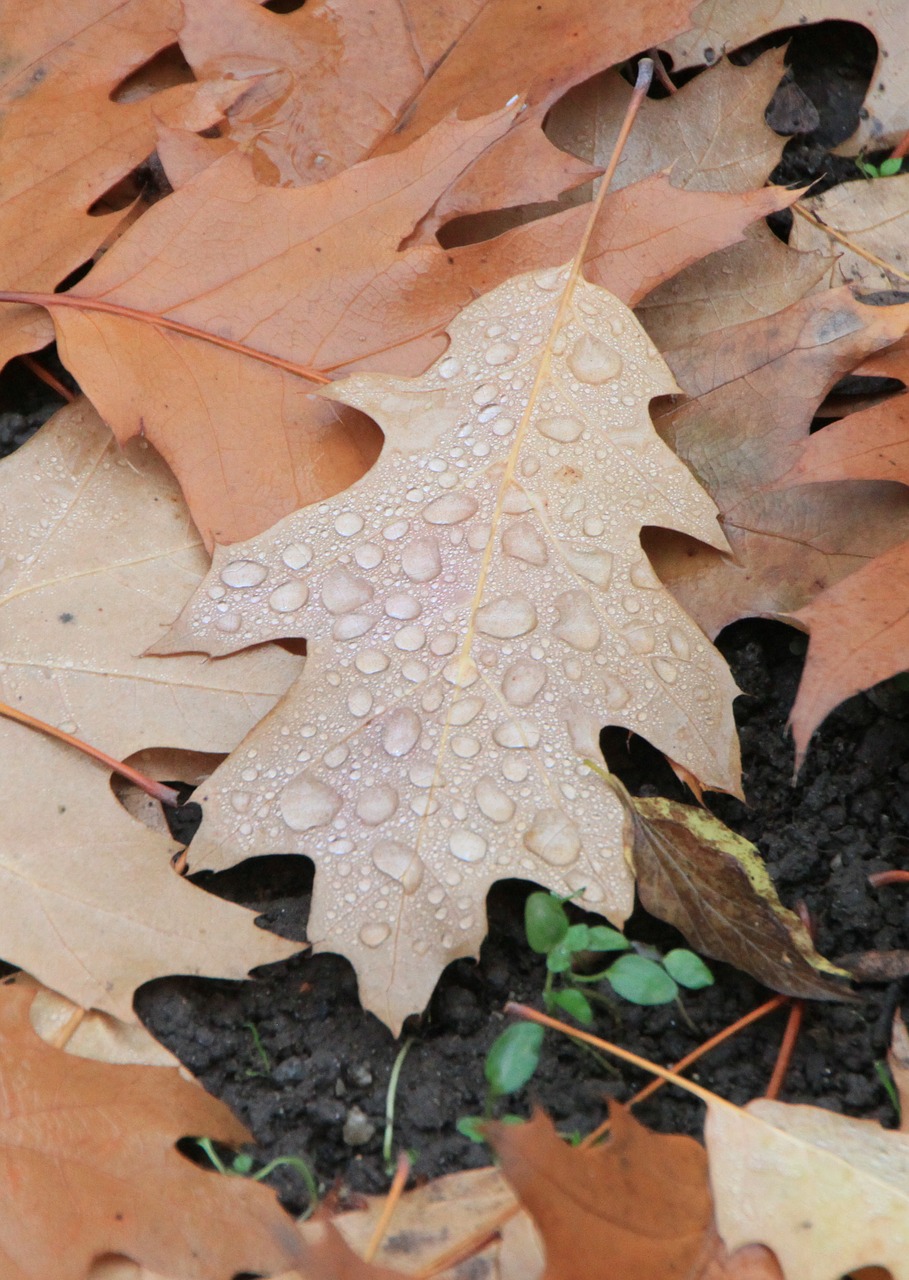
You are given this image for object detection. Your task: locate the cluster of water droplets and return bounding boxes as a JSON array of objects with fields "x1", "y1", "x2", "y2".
[{"x1": 181, "y1": 267, "x2": 732, "y2": 1001}]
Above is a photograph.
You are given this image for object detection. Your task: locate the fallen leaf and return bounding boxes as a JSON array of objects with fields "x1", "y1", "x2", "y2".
[
  {"x1": 0, "y1": 0, "x2": 238, "y2": 368},
  {"x1": 602, "y1": 775, "x2": 854, "y2": 1000},
  {"x1": 0, "y1": 978, "x2": 301, "y2": 1280},
  {"x1": 645, "y1": 287, "x2": 909, "y2": 641},
  {"x1": 778, "y1": 392, "x2": 909, "y2": 757},
  {"x1": 489, "y1": 1108, "x2": 784, "y2": 1280},
  {"x1": 888, "y1": 1010, "x2": 909, "y2": 1117},
  {"x1": 41, "y1": 105, "x2": 796, "y2": 546},
  {"x1": 706, "y1": 1094, "x2": 909, "y2": 1280},
  {"x1": 791, "y1": 176, "x2": 909, "y2": 291},
  {"x1": 0, "y1": 400, "x2": 302, "y2": 1018},
  {"x1": 155, "y1": 250, "x2": 742, "y2": 1032},
  {"x1": 662, "y1": 0, "x2": 909, "y2": 152}
]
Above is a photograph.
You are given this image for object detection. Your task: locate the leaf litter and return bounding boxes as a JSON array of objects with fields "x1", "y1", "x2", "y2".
[{"x1": 1, "y1": 0, "x2": 909, "y2": 1274}]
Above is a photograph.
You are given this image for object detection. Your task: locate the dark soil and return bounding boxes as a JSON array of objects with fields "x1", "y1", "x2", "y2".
[{"x1": 5, "y1": 13, "x2": 908, "y2": 1228}]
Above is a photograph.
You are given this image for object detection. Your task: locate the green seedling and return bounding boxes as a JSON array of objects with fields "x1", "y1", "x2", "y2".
[
  {"x1": 243, "y1": 1021, "x2": 272, "y2": 1077},
  {"x1": 458, "y1": 891, "x2": 713, "y2": 1143},
  {"x1": 855, "y1": 155, "x2": 904, "y2": 179},
  {"x1": 193, "y1": 1137, "x2": 320, "y2": 1218},
  {"x1": 874, "y1": 1059, "x2": 902, "y2": 1121}
]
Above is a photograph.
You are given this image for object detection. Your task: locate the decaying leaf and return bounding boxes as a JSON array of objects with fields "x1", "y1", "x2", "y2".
[
  {"x1": 778, "y1": 393, "x2": 909, "y2": 757},
  {"x1": 646, "y1": 287, "x2": 909, "y2": 639},
  {"x1": 706, "y1": 1094, "x2": 909, "y2": 1280},
  {"x1": 662, "y1": 0, "x2": 909, "y2": 153},
  {"x1": 0, "y1": 0, "x2": 239, "y2": 368},
  {"x1": 0, "y1": 400, "x2": 302, "y2": 1017},
  {"x1": 603, "y1": 775, "x2": 854, "y2": 1000},
  {"x1": 791, "y1": 175, "x2": 909, "y2": 291},
  {"x1": 0, "y1": 979, "x2": 301, "y2": 1280},
  {"x1": 157, "y1": 255, "x2": 742, "y2": 1032},
  {"x1": 489, "y1": 1108, "x2": 784, "y2": 1280}
]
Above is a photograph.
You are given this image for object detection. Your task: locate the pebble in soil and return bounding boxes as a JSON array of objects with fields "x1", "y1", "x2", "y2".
[{"x1": 136, "y1": 620, "x2": 909, "y2": 1215}]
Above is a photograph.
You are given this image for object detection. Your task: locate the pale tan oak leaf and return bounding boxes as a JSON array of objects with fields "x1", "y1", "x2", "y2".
[
  {"x1": 0, "y1": 400, "x2": 302, "y2": 1018},
  {"x1": 791, "y1": 173, "x2": 909, "y2": 291},
  {"x1": 159, "y1": 264, "x2": 741, "y2": 1034}
]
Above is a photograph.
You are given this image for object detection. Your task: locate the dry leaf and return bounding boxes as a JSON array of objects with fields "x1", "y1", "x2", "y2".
[
  {"x1": 779, "y1": 393, "x2": 909, "y2": 758},
  {"x1": 604, "y1": 776, "x2": 854, "y2": 1000},
  {"x1": 44, "y1": 100, "x2": 795, "y2": 546},
  {"x1": 0, "y1": 0, "x2": 239, "y2": 368},
  {"x1": 791, "y1": 176, "x2": 909, "y2": 290},
  {"x1": 662, "y1": 0, "x2": 909, "y2": 152},
  {"x1": 489, "y1": 1108, "x2": 784, "y2": 1280},
  {"x1": 646, "y1": 287, "x2": 909, "y2": 641},
  {"x1": 156, "y1": 258, "x2": 741, "y2": 1032},
  {"x1": 0, "y1": 979, "x2": 301, "y2": 1280},
  {"x1": 888, "y1": 1011, "x2": 909, "y2": 1119},
  {"x1": 0, "y1": 400, "x2": 302, "y2": 1018},
  {"x1": 706, "y1": 1095, "x2": 909, "y2": 1280}
]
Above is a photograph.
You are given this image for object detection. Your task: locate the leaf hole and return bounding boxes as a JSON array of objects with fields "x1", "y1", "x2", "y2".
[{"x1": 109, "y1": 44, "x2": 195, "y2": 104}]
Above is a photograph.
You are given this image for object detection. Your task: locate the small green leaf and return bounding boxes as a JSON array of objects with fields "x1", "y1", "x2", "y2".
[
  {"x1": 607, "y1": 954, "x2": 678, "y2": 1005},
  {"x1": 564, "y1": 923, "x2": 592, "y2": 951},
  {"x1": 231, "y1": 1153, "x2": 255, "y2": 1175},
  {"x1": 551, "y1": 988, "x2": 594, "y2": 1024},
  {"x1": 485, "y1": 1022, "x2": 544, "y2": 1096},
  {"x1": 525, "y1": 892, "x2": 569, "y2": 954},
  {"x1": 457, "y1": 1116, "x2": 487, "y2": 1143},
  {"x1": 585, "y1": 926, "x2": 630, "y2": 953},
  {"x1": 880, "y1": 156, "x2": 903, "y2": 176},
  {"x1": 663, "y1": 949, "x2": 714, "y2": 990},
  {"x1": 546, "y1": 941, "x2": 575, "y2": 973}
]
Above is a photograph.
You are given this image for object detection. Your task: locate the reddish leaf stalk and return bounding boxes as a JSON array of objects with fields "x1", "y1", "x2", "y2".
[
  {"x1": 0, "y1": 700, "x2": 180, "y2": 806},
  {"x1": 0, "y1": 291, "x2": 331, "y2": 386},
  {"x1": 868, "y1": 869, "x2": 909, "y2": 888},
  {"x1": 19, "y1": 354, "x2": 75, "y2": 403},
  {"x1": 364, "y1": 1151, "x2": 411, "y2": 1263},
  {"x1": 764, "y1": 1000, "x2": 803, "y2": 1100}
]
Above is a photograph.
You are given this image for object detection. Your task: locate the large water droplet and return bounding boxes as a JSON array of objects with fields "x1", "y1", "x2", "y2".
[
  {"x1": 449, "y1": 695, "x2": 485, "y2": 726},
  {"x1": 502, "y1": 520, "x2": 548, "y2": 565},
  {"x1": 627, "y1": 626, "x2": 656, "y2": 654},
  {"x1": 475, "y1": 777, "x2": 516, "y2": 823},
  {"x1": 333, "y1": 613, "x2": 375, "y2": 640},
  {"x1": 401, "y1": 536, "x2": 442, "y2": 582},
  {"x1": 215, "y1": 611, "x2": 242, "y2": 633},
  {"x1": 562, "y1": 547, "x2": 613, "y2": 590},
  {"x1": 476, "y1": 594, "x2": 537, "y2": 639},
  {"x1": 347, "y1": 687, "x2": 373, "y2": 717},
  {"x1": 355, "y1": 543, "x2": 383, "y2": 570},
  {"x1": 537, "y1": 415, "x2": 583, "y2": 443},
  {"x1": 423, "y1": 492, "x2": 479, "y2": 525},
  {"x1": 269, "y1": 581, "x2": 308, "y2": 612},
  {"x1": 553, "y1": 590, "x2": 601, "y2": 651},
  {"x1": 501, "y1": 658, "x2": 546, "y2": 706},
  {"x1": 629, "y1": 560, "x2": 658, "y2": 589},
  {"x1": 282, "y1": 544, "x2": 312, "y2": 571},
  {"x1": 653, "y1": 657, "x2": 678, "y2": 684},
  {"x1": 523, "y1": 809, "x2": 582, "y2": 866},
  {"x1": 449, "y1": 830, "x2": 487, "y2": 862},
  {"x1": 356, "y1": 649, "x2": 390, "y2": 675},
  {"x1": 357, "y1": 785, "x2": 399, "y2": 825},
  {"x1": 472, "y1": 383, "x2": 498, "y2": 405},
  {"x1": 384, "y1": 591, "x2": 420, "y2": 620},
  {"x1": 394, "y1": 625, "x2": 426, "y2": 652},
  {"x1": 373, "y1": 841, "x2": 423, "y2": 893},
  {"x1": 493, "y1": 719, "x2": 541, "y2": 749},
  {"x1": 451, "y1": 734, "x2": 481, "y2": 759},
  {"x1": 382, "y1": 709, "x2": 421, "y2": 757},
  {"x1": 668, "y1": 628, "x2": 691, "y2": 660},
  {"x1": 603, "y1": 675, "x2": 630, "y2": 709},
  {"x1": 485, "y1": 340, "x2": 518, "y2": 366},
  {"x1": 321, "y1": 567, "x2": 373, "y2": 614},
  {"x1": 221, "y1": 560, "x2": 268, "y2": 588},
  {"x1": 335, "y1": 511, "x2": 364, "y2": 537},
  {"x1": 360, "y1": 923, "x2": 391, "y2": 948},
  {"x1": 567, "y1": 334, "x2": 623, "y2": 384},
  {"x1": 439, "y1": 356, "x2": 461, "y2": 379},
  {"x1": 280, "y1": 772, "x2": 342, "y2": 832}
]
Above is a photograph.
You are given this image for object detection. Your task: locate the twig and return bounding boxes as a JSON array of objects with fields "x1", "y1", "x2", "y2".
[
  {"x1": 364, "y1": 1152, "x2": 411, "y2": 1263},
  {"x1": 19, "y1": 354, "x2": 75, "y2": 403},
  {"x1": 764, "y1": 1000, "x2": 803, "y2": 1099},
  {"x1": 792, "y1": 202, "x2": 909, "y2": 285},
  {"x1": 0, "y1": 699, "x2": 180, "y2": 805},
  {"x1": 869, "y1": 869, "x2": 909, "y2": 888}
]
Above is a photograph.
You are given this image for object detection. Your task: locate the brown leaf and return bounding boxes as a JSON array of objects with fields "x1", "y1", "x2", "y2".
[
  {"x1": 0, "y1": 979, "x2": 301, "y2": 1280},
  {"x1": 0, "y1": 0, "x2": 238, "y2": 368},
  {"x1": 44, "y1": 101, "x2": 796, "y2": 546},
  {"x1": 157, "y1": 259, "x2": 741, "y2": 1032},
  {"x1": 645, "y1": 288, "x2": 909, "y2": 640},
  {"x1": 489, "y1": 1108, "x2": 783, "y2": 1280},
  {"x1": 777, "y1": 394, "x2": 909, "y2": 758},
  {"x1": 604, "y1": 776, "x2": 854, "y2": 1001},
  {"x1": 791, "y1": 175, "x2": 909, "y2": 291},
  {"x1": 0, "y1": 400, "x2": 301, "y2": 1017}
]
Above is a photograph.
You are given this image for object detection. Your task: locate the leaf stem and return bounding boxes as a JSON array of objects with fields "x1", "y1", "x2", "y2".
[
  {"x1": 364, "y1": 1151, "x2": 411, "y2": 1263},
  {"x1": 0, "y1": 291, "x2": 332, "y2": 386},
  {"x1": 0, "y1": 699, "x2": 180, "y2": 806}
]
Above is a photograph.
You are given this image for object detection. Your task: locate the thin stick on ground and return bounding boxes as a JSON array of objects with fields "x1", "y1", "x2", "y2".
[
  {"x1": 765, "y1": 1000, "x2": 803, "y2": 1100},
  {"x1": 0, "y1": 699, "x2": 180, "y2": 806},
  {"x1": 792, "y1": 201, "x2": 909, "y2": 284},
  {"x1": 19, "y1": 354, "x2": 75, "y2": 403},
  {"x1": 363, "y1": 1152, "x2": 411, "y2": 1264}
]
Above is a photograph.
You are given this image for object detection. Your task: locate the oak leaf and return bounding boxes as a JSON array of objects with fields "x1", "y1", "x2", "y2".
[
  {"x1": 157, "y1": 260, "x2": 741, "y2": 1032},
  {"x1": 706, "y1": 1093, "x2": 909, "y2": 1280},
  {"x1": 662, "y1": 0, "x2": 909, "y2": 153},
  {"x1": 40, "y1": 104, "x2": 797, "y2": 546},
  {"x1": 0, "y1": 979, "x2": 301, "y2": 1280},
  {"x1": 779, "y1": 392, "x2": 909, "y2": 759},
  {"x1": 791, "y1": 175, "x2": 909, "y2": 292},
  {"x1": 0, "y1": 400, "x2": 302, "y2": 1018},
  {"x1": 0, "y1": 0, "x2": 238, "y2": 368},
  {"x1": 644, "y1": 288, "x2": 909, "y2": 641},
  {"x1": 604, "y1": 775, "x2": 854, "y2": 1000},
  {"x1": 489, "y1": 1108, "x2": 783, "y2": 1280}
]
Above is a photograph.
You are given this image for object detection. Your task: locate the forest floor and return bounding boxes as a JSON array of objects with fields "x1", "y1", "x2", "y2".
[{"x1": 3, "y1": 18, "x2": 907, "y2": 1220}]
